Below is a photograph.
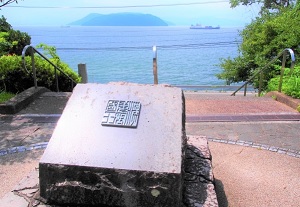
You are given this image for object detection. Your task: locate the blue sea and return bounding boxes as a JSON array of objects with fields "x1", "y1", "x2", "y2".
[{"x1": 16, "y1": 26, "x2": 242, "y2": 86}]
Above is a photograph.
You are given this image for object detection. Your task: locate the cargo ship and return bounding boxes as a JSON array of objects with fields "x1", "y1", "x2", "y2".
[{"x1": 190, "y1": 24, "x2": 220, "y2": 29}]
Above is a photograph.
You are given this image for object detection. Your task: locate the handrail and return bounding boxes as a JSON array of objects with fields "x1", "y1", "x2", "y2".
[
  {"x1": 231, "y1": 48, "x2": 296, "y2": 96},
  {"x1": 21, "y1": 45, "x2": 77, "y2": 92}
]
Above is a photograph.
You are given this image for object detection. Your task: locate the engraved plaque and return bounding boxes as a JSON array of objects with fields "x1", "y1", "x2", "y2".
[{"x1": 101, "y1": 100, "x2": 141, "y2": 128}]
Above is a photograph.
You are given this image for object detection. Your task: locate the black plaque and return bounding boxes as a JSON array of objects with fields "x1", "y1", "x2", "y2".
[{"x1": 101, "y1": 100, "x2": 141, "y2": 128}]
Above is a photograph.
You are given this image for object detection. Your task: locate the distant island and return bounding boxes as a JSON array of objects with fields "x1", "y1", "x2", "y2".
[{"x1": 69, "y1": 13, "x2": 169, "y2": 26}]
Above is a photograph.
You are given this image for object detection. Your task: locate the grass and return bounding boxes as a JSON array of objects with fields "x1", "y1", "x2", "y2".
[{"x1": 0, "y1": 91, "x2": 15, "y2": 103}]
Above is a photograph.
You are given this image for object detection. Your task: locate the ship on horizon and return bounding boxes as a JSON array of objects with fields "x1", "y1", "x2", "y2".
[{"x1": 190, "y1": 24, "x2": 220, "y2": 29}]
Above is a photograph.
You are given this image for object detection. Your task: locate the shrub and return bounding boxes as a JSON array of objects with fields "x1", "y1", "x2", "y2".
[
  {"x1": 267, "y1": 65, "x2": 300, "y2": 99},
  {"x1": 0, "y1": 55, "x2": 81, "y2": 93},
  {"x1": 0, "y1": 17, "x2": 80, "y2": 93},
  {"x1": 0, "y1": 32, "x2": 10, "y2": 56}
]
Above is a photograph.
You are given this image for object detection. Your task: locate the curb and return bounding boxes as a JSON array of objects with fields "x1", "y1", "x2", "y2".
[
  {"x1": 0, "y1": 142, "x2": 49, "y2": 156},
  {"x1": 265, "y1": 91, "x2": 300, "y2": 112},
  {"x1": 0, "y1": 87, "x2": 50, "y2": 114},
  {"x1": 186, "y1": 113, "x2": 300, "y2": 122},
  {"x1": 207, "y1": 137, "x2": 300, "y2": 158}
]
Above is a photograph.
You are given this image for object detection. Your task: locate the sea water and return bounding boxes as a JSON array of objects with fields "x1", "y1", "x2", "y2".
[{"x1": 15, "y1": 26, "x2": 242, "y2": 86}]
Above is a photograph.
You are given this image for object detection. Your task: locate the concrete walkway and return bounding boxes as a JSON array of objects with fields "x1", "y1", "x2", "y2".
[
  {"x1": 185, "y1": 92, "x2": 300, "y2": 206},
  {"x1": 0, "y1": 90, "x2": 300, "y2": 206}
]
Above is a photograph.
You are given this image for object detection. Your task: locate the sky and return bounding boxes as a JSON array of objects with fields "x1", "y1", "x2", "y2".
[{"x1": 0, "y1": 0, "x2": 261, "y2": 27}]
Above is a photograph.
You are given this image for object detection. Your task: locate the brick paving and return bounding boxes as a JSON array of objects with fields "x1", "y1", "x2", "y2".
[{"x1": 185, "y1": 92, "x2": 298, "y2": 115}]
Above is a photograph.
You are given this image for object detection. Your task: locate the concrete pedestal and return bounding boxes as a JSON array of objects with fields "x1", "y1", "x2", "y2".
[{"x1": 39, "y1": 83, "x2": 186, "y2": 207}]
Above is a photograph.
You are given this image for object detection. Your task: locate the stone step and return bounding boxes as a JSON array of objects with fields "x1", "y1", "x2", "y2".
[
  {"x1": 187, "y1": 113, "x2": 300, "y2": 122},
  {"x1": 0, "y1": 87, "x2": 50, "y2": 114},
  {"x1": 41, "y1": 92, "x2": 72, "y2": 97},
  {"x1": 17, "y1": 91, "x2": 71, "y2": 115},
  {"x1": 184, "y1": 91, "x2": 259, "y2": 99}
]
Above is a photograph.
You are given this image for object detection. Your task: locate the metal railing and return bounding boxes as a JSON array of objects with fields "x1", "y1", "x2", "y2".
[
  {"x1": 231, "y1": 48, "x2": 296, "y2": 96},
  {"x1": 21, "y1": 45, "x2": 77, "y2": 92}
]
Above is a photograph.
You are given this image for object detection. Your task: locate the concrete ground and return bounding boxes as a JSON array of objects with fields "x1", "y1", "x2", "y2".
[
  {"x1": 210, "y1": 142, "x2": 300, "y2": 207},
  {"x1": 0, "y1": 150, "x2": 43, "y2": 198},
  {"x1": 0, "y1": 89, "x2": 300, "y2": 206}
]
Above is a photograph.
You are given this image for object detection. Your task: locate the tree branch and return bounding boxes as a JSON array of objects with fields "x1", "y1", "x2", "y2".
[{"x1": 0, "y1": 0, "x2": 18, "y2": 8}]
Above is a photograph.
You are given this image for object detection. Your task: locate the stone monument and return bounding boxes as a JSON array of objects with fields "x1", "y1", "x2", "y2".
[{"x1": 39, "y1": 83, "x2": 186, "y2": 206}]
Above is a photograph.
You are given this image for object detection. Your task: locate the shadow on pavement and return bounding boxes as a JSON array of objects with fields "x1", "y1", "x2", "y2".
[
  {"x1": 215, "y1": 178, "x2": 228, "y2": 207},
  {"x1": 0, "y1": 150, "x2": 44, "y2": 166}
]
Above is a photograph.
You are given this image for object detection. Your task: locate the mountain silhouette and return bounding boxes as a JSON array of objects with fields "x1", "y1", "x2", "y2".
[{"x1": 69, "y1": 13, "x2": 169, "y2": 26}]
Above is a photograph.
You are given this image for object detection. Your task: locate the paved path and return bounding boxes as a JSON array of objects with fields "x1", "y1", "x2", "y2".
[
  {"x1": 185, "y1": 92, "x2": 300, "y2": 154},
  {"x1": 185, "y1": 92, "x2": 298, "y2": 115},
  {"x1": 185, "y1": 92, "x2": 300, "y2": 206},
  {"x1": 210, "y1": 142, "x2": 300, "y2": 207},
  {"x1": 1, "y1": 91, "x2": 299, "y2": 154},
  {"x1": 0, "y1": 90, "x2": 299, "y2": 206}
]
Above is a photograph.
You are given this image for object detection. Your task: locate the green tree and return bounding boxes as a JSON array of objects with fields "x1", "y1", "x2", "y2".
[
  {"x1": 0, "y1": 15, "x2": 30, "y2": 55},
  {"x1": 230, "y1": 0, "x2": 296, "y2": 10},
  {"x1": 0, "y1": 15, "x2": 11, "y2": 32},
  {"x1": 6, "y1": 29, "x2": 31, "y2": 55},
  {"x1": 217, "y1": 1, "x2": 300, "y2": 88}
]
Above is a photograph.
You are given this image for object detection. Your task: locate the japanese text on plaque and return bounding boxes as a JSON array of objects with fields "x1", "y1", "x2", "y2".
[{"x1": 101, "y1": 100, "x2": 141, "y2": 128}]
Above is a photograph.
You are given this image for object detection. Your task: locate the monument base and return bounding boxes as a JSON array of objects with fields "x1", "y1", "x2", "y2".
[{"x1": 40, "y1": 164, "x2": 182, "y2": 206}]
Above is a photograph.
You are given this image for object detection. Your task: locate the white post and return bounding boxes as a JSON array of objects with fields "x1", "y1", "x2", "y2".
[
  {"x1": 78, "y1": 63, "x2": 88, "y2": 83},
  {"x1": 153, "y1": 46, "x2": 158, "y2": 84}
]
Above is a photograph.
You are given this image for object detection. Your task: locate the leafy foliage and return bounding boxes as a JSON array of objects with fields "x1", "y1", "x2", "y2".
[
  {"x1": 0, "y1": 15, "x2": 11, "y2": 32},
  {"x1": 0, "y1": 17, "x2": 80, "y2": 93},
  {"x1": 36, "y1": 43, "x2": 61, "y2": 60},
  {"x1": 267, "y1": 66, "x2": 300, "y2": 98},
  {"x1": 0, "y1": 54, "x2": 81, "y2": 93},
  {"x1": 230, "y1": 0, "x2": 296, "y2": 11},
  {"x1": 0, "y1": 16, "x2": 31, "y2": 55},
  {"x1": 217, "y1": 2, "x2": 300, "y2": 90}
]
